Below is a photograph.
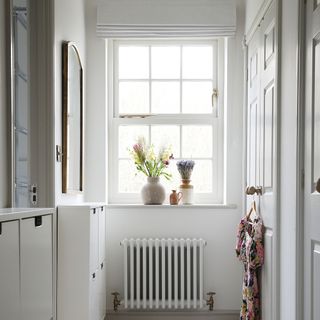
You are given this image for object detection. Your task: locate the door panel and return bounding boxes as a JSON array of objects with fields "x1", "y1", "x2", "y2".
[
  {"x1": 305, "y1": 1, "x2": 320, "y2": 320},
  {"x1": 313, "y1": 243, "x2": 320, "y2": 319},
  {"x1": 246, "y1": 2, "x2": 277, "y2": 319},
  {"x1": 20, "y1": 215, "x2": 53, "y2": 320},
  {"x1": 261, "y1": 229, "x2": 273, "y2": 320},
  {"x1": 312, "y1": 38, "x2": 320, "y2": 185},
  {"x1": 263, "y1": 82, "x2": 274, "y2": 190},
  {"x1": 0, "y1": 220, "x2": 20, "y2": 320}
]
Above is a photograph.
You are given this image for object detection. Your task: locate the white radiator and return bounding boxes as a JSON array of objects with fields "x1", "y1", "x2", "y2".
[{"x1": 121, "y1": 238, "x2": 207, "y2": 310}]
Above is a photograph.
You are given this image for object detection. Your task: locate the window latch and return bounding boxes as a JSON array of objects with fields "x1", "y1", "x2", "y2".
[{"x1": 212, "y1": 89, "x2": 219, "y2": 116}]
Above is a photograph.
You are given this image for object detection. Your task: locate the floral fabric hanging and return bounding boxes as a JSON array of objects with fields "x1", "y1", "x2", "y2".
[{"x1": 235, "y1": 206, "x2": 265, "y2": 320}]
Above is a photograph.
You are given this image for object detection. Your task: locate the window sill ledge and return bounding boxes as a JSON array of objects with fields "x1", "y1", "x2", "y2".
[{"x1": 106, "y1": 204, "x2": 237, "y2": 210}]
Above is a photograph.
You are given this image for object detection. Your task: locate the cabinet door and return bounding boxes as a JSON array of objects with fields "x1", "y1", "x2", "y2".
[
  {"x1": 98, "y1": 260, "x2": 107, "y2": 320},
  {"x1": 98, "y1": 206, "x2": 106, "y2": 263},
  {"x1": 90, "y1": 208, "x2": 99, "y2": 273},
  {"x1": 20, "y1": 215, "x2": 53, "y2": 320},
  {"x1": 0, "y1": 220, "x2": 20, "y2": 320},
  {"x1": 89, "y1": 269, "x2": 99, "y2": 320}
]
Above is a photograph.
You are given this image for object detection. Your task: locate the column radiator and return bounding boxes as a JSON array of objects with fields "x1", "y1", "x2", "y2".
[{"x1": 121, "y1": 238, "x2": 207, "y2": 310}]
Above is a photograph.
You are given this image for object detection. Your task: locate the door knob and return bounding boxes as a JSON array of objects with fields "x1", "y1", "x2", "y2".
[
  {"x1": 316, "y1": 179, "x2": 320, "y2": 193},
  {"x1": 246, "y1": 186, "x2": 263, "y2": 195}
]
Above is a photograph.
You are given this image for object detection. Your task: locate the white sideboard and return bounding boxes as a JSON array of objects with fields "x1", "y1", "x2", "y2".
[
  {"x1": 0, "y1": 208, "x2": 56, "y2": 320},
  {"x1": 57, "y1": 204, "x2": 107, "y2": 320}
]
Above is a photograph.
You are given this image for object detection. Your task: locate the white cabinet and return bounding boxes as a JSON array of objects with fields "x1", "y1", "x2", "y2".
[
  {"x1": 0, "y1": 220, "x2": 20, "y2": 320},
  {"x1": 0, "y1": 208, "x2": 55, "y2": 320},
  {"x1": 58, "y1": 204, "x2": 107, "y2": 320},
  {"x1": 21, "y1": 215, "x2": 53, "y2": 320}
]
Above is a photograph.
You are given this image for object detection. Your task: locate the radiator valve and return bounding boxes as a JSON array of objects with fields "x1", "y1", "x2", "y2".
[
  {"x1": 111, "y1": 292, "x2": 121, "y2": 311},
  {"x1": 206, "y1": 291, "x2": 216, "y2": 311}
]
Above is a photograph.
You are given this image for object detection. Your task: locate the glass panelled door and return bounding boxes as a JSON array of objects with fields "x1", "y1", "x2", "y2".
[{"x1": 12, "y1": 0, "x2": 31, "y2": 207}]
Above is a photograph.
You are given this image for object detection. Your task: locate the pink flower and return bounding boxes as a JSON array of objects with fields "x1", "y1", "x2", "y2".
[
  {"x1": 163, "y1": 160, "x2": 169, "y2": 166},
  {"x1": 133, "y1": 143, "x2": 142, "y2": 153}
]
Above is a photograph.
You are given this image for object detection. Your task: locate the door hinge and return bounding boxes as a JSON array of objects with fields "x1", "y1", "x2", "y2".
[{"x1": 30, "y1": 184, "x2": 38, "y2": 205}]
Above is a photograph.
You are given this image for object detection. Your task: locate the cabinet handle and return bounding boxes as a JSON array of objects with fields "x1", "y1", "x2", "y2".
[
  {"x1": 316, "y1": 178, "x2": 320, "y2": 193},
  {"x1": 35, "y1": 216, "x2": 42, "y2": 227},
  {"x1": 101, "y1": 206, "x2": 104, "y2": 211},
  {"x1": 93, "y1": 208, "x2": 96, "y2": 214},
  {"x1": 92, "y1": 272, "x2": 96, "y2": 279},
  {"x1": 101, "y1": 262, "x2": 104, "y2": 269},
  {"x1": 0, "y1": 222, "x2": 2, "y2": 235}
]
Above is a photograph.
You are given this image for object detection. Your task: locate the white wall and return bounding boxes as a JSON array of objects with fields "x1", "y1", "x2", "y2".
[
  {"x1": 54, "y1": 0, "x2": 87, "y2": 205},
  {"x1": 245, "y1": 0, "x2": 265, "y2": 33},
  {"x1": 84, "y1": 0, "x2": 107, "y2": 202},
  {"x1": 106, "y1": 206, "x2": 242, "y2": 314},
  {"x1": 0, "y1": 0, "x2": 10, "y2": 208},
  {"x1": 84, "y1": 0, "x2": 246, "y2": 315}
]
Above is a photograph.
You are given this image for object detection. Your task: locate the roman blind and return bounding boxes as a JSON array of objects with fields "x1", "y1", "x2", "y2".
[{"x1": 96, "y1": 0, "x2": 236, "y2": 38}]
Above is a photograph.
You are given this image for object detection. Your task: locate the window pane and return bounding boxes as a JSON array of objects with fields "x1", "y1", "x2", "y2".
[
  {"x1": 182, "y1": 125, "x2": 212, "y2": 158},
  {"x1": 151, "y1": 125, "x2": 180, "y2": 157},
  {"x1": 119, "y1": 46, "x2": 149, "y2": 79},
  {"x1": 182, "y1": 46, "x2": 213, "y2": 79},
  {"x1": 151, "y1": 46, "x2": 180, "y2": 79},
  {"x1": 160, "y1": 159, "x2": 181, "y2": 192},
  {"x1": 119, "y1": 81, "x2": 149, "y2": 114},
  {"x1": 119, "y1": 126, "x2": 149, "y2": 158},
  {"x1": 151, "y1": 82, "x2": 180, "y2": 114},
  {"x1": 119, "y1": 160, "x2": 146, "y2": 193},
  {"x1": 182, "y1": 82, "x2": 212, "y2": 113},
  {"x1": 190, "y1": 160, "x2": 212, "y2": 193}
]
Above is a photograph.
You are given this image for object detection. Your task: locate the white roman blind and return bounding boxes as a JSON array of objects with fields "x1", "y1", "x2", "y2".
[{"x1": 96, "y1": 0, "x2": 236, "y2": 38}]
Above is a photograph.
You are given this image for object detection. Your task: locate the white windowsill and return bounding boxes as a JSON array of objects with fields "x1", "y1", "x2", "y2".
[{"x1": 106, "y1": 204, "x2": 237, "y2": 210}]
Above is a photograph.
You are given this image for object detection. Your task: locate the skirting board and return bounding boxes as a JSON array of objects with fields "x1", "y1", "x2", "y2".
[{"x1": 106, "y1": 310, "x2": 239, "y2": 320}]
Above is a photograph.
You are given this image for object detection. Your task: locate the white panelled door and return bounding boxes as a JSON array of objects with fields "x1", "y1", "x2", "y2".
[
  {"x1": 246, "y1": 2, "x2": 278, "y2": 319},
  {"x1": 304, "y1": 1, "x2": 320, "y2": 319}
]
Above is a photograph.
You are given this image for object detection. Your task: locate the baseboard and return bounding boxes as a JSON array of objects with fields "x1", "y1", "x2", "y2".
[{"x1": 106, "y1": 309, "x2": 239, "y2": 320}]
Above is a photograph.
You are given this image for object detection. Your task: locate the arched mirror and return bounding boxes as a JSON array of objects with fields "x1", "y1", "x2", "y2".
[{"x1": 62, "y1": 42, "x2": 83, "y2": 193}]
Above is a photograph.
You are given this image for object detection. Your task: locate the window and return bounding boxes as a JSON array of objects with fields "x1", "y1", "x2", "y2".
[{"x1": 108, "y1": 40, "x2": 225, "y2": 204}]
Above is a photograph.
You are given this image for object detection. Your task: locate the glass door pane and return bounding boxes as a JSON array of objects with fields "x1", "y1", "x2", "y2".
[{"x1": 13, "y1": 0, "x2": 30, "y2": 207}]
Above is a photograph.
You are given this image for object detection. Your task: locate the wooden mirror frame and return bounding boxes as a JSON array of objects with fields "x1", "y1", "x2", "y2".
[{"x1": 62, "y1": 41, "x2": 83, "y2": 194}]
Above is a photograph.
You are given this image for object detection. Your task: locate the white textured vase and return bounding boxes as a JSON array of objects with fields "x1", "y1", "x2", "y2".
[{"x1": 141, "y1": 177, "x2": 166, "y2": 205}]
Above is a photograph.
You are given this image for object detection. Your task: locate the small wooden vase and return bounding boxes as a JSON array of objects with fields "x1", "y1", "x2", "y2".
[{"x1": 169, "y1": 190, "x2": 182, "y2": 205}]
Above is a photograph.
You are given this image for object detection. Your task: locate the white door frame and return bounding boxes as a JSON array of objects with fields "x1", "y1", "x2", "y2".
[{"x1": 295, "y1": 1, "x2": 306, "y2": 319}]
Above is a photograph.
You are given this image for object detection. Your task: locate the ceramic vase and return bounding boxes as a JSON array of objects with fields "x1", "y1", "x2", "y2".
[
  {"x1": 179, "y1": 179, "x2": 194, "y2": 205},
  {"x1": 141, "y1": 177, "x2": 166, "y2": 205}
]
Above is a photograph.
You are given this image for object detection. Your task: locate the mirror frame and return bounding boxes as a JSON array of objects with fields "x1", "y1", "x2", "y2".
[{"x1": 62, "y1": 41, "x2": 83, "y2": 194}]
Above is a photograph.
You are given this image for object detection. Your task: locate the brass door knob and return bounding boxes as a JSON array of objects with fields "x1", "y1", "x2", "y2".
[
  {"x1": 316, "y1": 179, "x2": 320, "y2": 193},
  {"x1": 246, "y1": 186, "x2": 263, "y2": 195}
]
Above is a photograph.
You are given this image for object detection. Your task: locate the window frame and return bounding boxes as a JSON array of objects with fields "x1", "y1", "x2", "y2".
[{"x1": 107, "y1": 39, "x2": 225, "y2": 204}]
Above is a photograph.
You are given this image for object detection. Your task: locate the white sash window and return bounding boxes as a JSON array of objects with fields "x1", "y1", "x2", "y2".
[{"x1": 108, "y1": 39, "x2": 225, "y2": 204}]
